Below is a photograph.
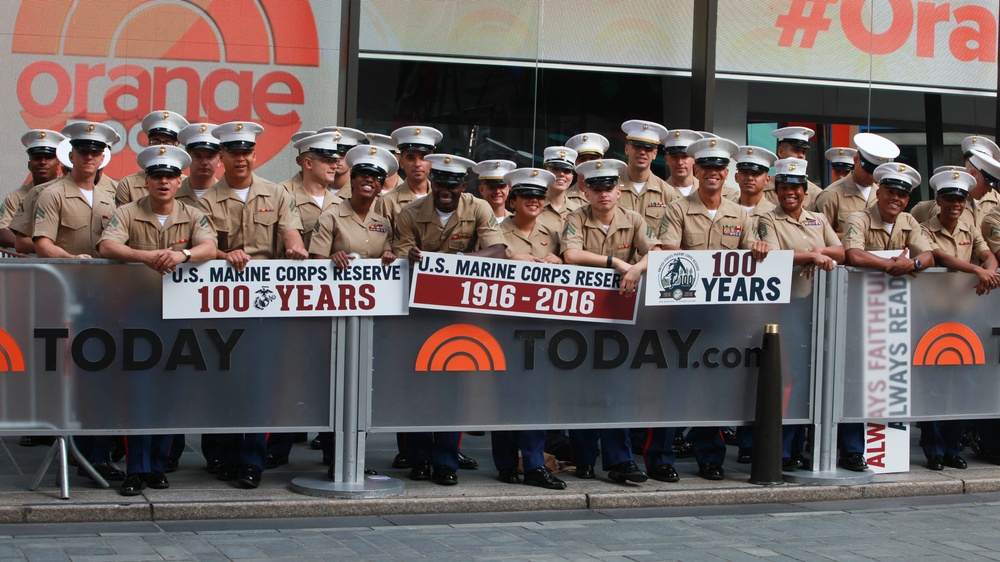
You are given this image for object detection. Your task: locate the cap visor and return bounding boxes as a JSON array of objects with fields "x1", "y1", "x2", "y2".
[{"x1": 221, "y1": 141, "x2": 256, "y2": 151}]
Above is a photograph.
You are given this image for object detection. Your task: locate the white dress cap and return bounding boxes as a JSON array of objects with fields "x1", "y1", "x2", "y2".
[
  {"x1": 426, "y1": 154, "x2": 475, "y2": 184},
  {"x1": 873, "y1": 162, "x2": 921, "y2": 193},
  {"x1": 735, "y1": 146, "x2": 777, "y2": 173},
  {"x1": 825, "y1": 147, "x2": 857, "y2": 169},
  {"x1": 472, "y1": 159, "x2": 517, "y2": 183},
  {"x1": 178, "y1": 123, "x2": 220, "y2": 151},
  {"x1": 136, "y1": 145, "x2": 192, "y2": 175},
  {"x1": 293, "y1": 132, "x2": 342, "y2": 159},
  {"x1": 621, "y1": 119, "x2": 668, "y2": 148},
  {"x1": 663, "y1": 129, "x2": 703, "y2": 153},
  {"x1": 56, "y1": 138, "x2": 111, "y2": 170},
  {"x1": 344, "y1": 145, "x2": 399, "y2": 177},
  {"x1": 542, "y1": 146, "x2": 577, "y2": 170},
  {"x1": 773, "y1": 157, "x2": 808, "y2": 184},
  {"x1": 505, "y1": 168, "x2": 555, "y2": 197},
  {"x1": 575, "y1": 159, "x2": 626, "y2": 188},
  {"x1": 61, "y1": 121, "x2": 121, "y2": 151},
  {"x1": 686, "y1": 137, "x2": 739, "y2": 166},
  {"x1": 140, "y1": 110, "x2": 190, "y2": 138},
  {"x1": 212, "y1": 121, "x2": 265, "y2": 150},
  {"x1": 854, "y1": 133, "x2": 900, "y2": 171},
  {"x1": 566, "y1": 133, "x2": 610, "y2": 156},
  {"x1": 969, "y1": 152, "x2": 1000, "y2": 189},
  {"x1": 317, "y1": 126, "x2": 366, "y2": 149},
  {"x1": 930, "y1": 170, "x2": 976, "y2": 198},
  {"x1": 772, "y1": 126, "x2": 815, "y2": 148},
  {"x1": 961, "y1": 135, "x2": 1000, "y2": 161},
  {"x1": 366, "y1": 132, "x2": 399, "y2": 154},
  {"x1": 391, "y1": 125, "x2": 443, "y2": 152},
  {"x1": 21, "y1": 130, "x2": 66, "y2": 155}
]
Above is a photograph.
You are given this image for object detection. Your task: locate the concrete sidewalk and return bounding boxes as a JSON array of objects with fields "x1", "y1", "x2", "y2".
[{"x1": 0, "y1": 433, "x2": 997, "y2": 524}]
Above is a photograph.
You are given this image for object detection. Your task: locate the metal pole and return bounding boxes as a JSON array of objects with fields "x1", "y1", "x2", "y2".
[
  {"x1": 341, "y1": 315, "x2": 359, "y2": 483},
  {"x1": 749, "y1": 324, "x2": 783, "y2": 485},
  {"x1": 690, "y1": 0, "x2": 718, "y2": 131}
]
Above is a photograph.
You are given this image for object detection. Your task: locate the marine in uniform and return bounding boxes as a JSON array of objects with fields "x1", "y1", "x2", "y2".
[
  {"x1": 562, "y1": 158, "x2": 651, "y2": 485},
  {"x1": 197, "y1": 121, "x2": 307, "y2": 489},
  {"x1": 98, "y1": 145, "x2": 217, "y2": 495},
  {"x1": 537, "y1": 146, "x2": 582, "y2": 231},
  {"x1": 761, "y1": 127, "x2": 822, "y2": 208},
  {"x1": 563, "y1": 132, "x2": 609, "y2": 205},
  {"x1": 277, "y1": 130, "x2": 318, "y2": 196},
  {"x1": 618, "y1": 120, "x2": 679, "y2": 232},
  {"x1": 393, "y1": 153, "x2": 505, "y2": 486},
  {"x1": 918, "y1": 170, "x2": 998, "y2": 471},
  {"x1": 365, "y1": 132, "x2": 401, "y2": 192},
  {"x1": 911, "y1": 136, "x2": 1000, "y2": 226},
  {"x1": 490, "y1": 167, "x2": 567, "y2": 490},
  {"x1": 757, "y1": 158, "x2": 844, "y2": 470},
  {"x1": 842, "y1": 162, "x2": 937, "y2": 470},
  {"x1": 290, "y1": 132, "x2": 343, "y2": 246},
  {"x1": 657, "y1": 137, "x2": 764, "y2": 481},
  {"x1": 731, "y1": 145, "x2": 778, "y2": 229},
  {"x1": 116, "y1": 110, "x2": 189, "y2": 205},
  {"x1": 32, "y1": 122, "x2": 120, "y2": 258},
  {"x1": 375, "y1": 126, "x2": 443, "y2": 228},
  {"x1": 825, "y1": 147, "x2": 857, "y2": 185},
  {"x1": 473, "y1": 159, "x2": 517, "y2": 223},
  {"x1": 317, "y1": 125, "x2": 366, "y2": 196},
  {"x1": 1, "y1": 130, "x2": 65, "y2": 249},
  {"x1": 175, "y1": 123, "x2": 222, "y2": 207},
  {"x1": 814, "y1": 133, "x2": 900, "y2": 236}
]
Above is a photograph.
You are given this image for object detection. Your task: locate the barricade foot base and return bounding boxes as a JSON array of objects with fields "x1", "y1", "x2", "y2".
[
  {"x1": 783, "y1": 468, "x2": 874, "y2": 486},
  {"x1": 290, "y1": 474, "x2": 405, "y2": 499}
]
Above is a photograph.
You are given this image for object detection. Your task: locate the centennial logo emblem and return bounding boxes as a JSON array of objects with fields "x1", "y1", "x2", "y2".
[{"x1": 657, "y1": 253, "x2": 698, "y2": 301}]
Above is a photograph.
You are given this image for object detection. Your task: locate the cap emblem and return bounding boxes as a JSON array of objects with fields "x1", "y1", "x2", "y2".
[
  {"x1": 595, "y1": 161, "x2": 603, "y2": 169},
  {"x1": 973, "y1": 137, "x2": 979, "y2": 143},
  {"x1": 642, "y1": 124, "x2": 649, "y2": 130},
  {"x1": 746, "y1": 147, "x2": 754, "y2": 154},
  {"x1": 235, "y1": 123, "x2": 244, "y2": 131},
  {"x1": 414, "y1": 128, "x2": 422, "y2": 135},
  {"x1": 199, "y1": 124, "x2": 208, "y2": 132},
  {"x1": 367, "y1": 133, "x2": 375, "y2": 140},
  {"x1": 582, "y1": 135, "x2": 589, "y2": 142},
  {"x1": 674, "y1": 131, "x2": 681, "y2": 138},
  {"x1": 789, "y1": 163, "x2": 797, "y2": 171},
  {"x1": 709, "y1": 139, "x2": 717, "y2": 147},
  {"x1": 558, "y1": 150, "x2": 566, "y2": 159},
  {"x1": 86, "y1": 124, "x2": 95, "y2": 132},
  {"x1": 158, "y1": 146, "x2": 167, "y2": 155},
  {"x1": 369, "y1": 147, "x2": 377, "y2": 155},
  {"x1": 443, "y1": 156, "x2": 452, "y2": 164},
  {"x1": 493, "y1": 162, "x2": 501, "y2": 169},
  {"x1": 38, "y1": 131, "x2": 46, "y2": 138},
  {"x1": 953, "y1": 172, "x2": 961, "y2": 180},
  {"x1": 898, "y1": 165, "x2": 906, "y2": 172},
  {"x1": 162, "y1": 111, "x2": 170, "y2": 119},
  {"x1": 333, "y1": 133, "x2": 341, "y2": 141},
  {"x1": 878, "y1": 157, "x2": 886, "y2": 161},
  {"x1": 530, "y1": 170, "x2": 539, "y2": 177}
]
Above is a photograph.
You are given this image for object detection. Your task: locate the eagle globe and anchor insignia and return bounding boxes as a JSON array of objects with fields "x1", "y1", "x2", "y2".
[{"x1": 658, "y1": 253, "x2": 699, "y2": 301}]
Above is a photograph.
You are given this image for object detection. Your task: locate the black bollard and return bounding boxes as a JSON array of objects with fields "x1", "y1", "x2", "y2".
[{"x1": 749, "y1": 324, "x2": 784, "y2": 485}]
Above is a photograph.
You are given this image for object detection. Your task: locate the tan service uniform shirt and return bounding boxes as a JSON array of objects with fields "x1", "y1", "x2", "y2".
[
  {"x1": 758, "y1": 208, "x2": 840, "y2": 252},
  {"x1": 727, "y1": 196, "x2": 777, "y2": 230},
  {"x1": 0, "y1": 182, "x2": 32, "y2": 230},
  {"x1": 174, "y1": 177, "x2": 212, "y2": 208},
  {"x1": 537, "y1": 196, "x2": 584, "y2": 234},
  {"x1": 762, "y1": 176, "x2": 822, "y2": 210},
  {"x1": 9, "y1": 174, "x2": 115, "y2": 237},
  {"x1": 198, "y1": 173, "x2": 303, "y2": 259},
  {"x1": 814, "y1": 174, "x2": 878, "y2": 232},
  {"x1": 911, "y1": 190, "x2": 999, "y2": 226},
  {"x1": 980, "y1": 205, "x2": 1000, "y2": 254},
  {"x1": 32, "y1": 175, "x2": 117, "y2": 256},
  {"x1": 562, "y1": 205, "x2": 655, "y2": 263},
  {"x1": 291, "y1": 184, "x2": 340, "y2": 247},
  {"x1": 115, "y1": 170, "x2": 146, "y2": 205},
  {"x1": 307, "y1": 199, "x2": 392, "y2": 258},
  {"x1": 99, "y1": 197, "x2": 217, "y2": 251},
  {"x1": 921, "y1": 215, "x2": 988, "y2": 264},
  {"x1": 658, "y1": 193, "x2": 757, "y2": 250},
  {"x1": 501, "y1": 218, "x2": 560, "y2": 259},
  {"x1": 375, "y1": 181, "x2": 427, "y2": 227},
  {"x1": 842, "y1": 206, "x2": 936, "y2": 254},
  {"x1": 563, "y1": 183, "x2": 589, "y2": 207},
  {"x1": 278, "y1": 172, "x2": 303, "y2": 193},
  {"x1": 617, "y1": 171, "x2": 681, "y2": 233},
  {"x1": 392, "y1": 193, "x2": 505, "y2": 256}
]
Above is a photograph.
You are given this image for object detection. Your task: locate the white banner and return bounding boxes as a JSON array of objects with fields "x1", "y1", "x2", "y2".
[
  {"x1": 162, "y1": 259, "x2": 408, "y2": 319},
  {"x1": 644, "y1": 250, "x2": 794, "y2": 306},
  {"x1": 409, "y1": 253, "x2": 640, "y2": 324}
]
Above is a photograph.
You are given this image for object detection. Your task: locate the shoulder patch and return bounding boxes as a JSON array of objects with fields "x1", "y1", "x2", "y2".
[
  {"x1": 199, "y1": 215, "x2": 209, "y2": 229},
  {"x1": 757, "y1": 221, "x2": 768, "y2": 240},
  {"x1": 563, "y1": 221, "x2": 577, "y2": 237},
  {"x1": 645, "y1": 224, "x2": 654, "y2": 239},
  {"x1": 33, "y1": 206, "x2": 44, "y2": 221},
  {"x1": 108, "y1": 214, "x2": 119, "y2": 228},
  {"x1": 657, "y1": 217, "x2": 669, "y2": 237},
  {"x1": 991, "y1": 225, "x2": 1000, "y2": 239},
  {"x1": 845, "y1": 224, "x2": 859, "y2": 237},
  {"x1": 488, "y1": 214, "x2": 498, "y2": 228}
]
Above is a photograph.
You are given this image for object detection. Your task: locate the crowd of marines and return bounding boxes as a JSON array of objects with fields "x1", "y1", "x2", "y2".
[{"x1": 2, "y1": 110, "x2": 1000, "y2": 495}]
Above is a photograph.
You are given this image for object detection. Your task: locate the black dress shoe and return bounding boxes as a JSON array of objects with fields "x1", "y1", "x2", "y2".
[
  {"x1": 722, "y1": 427, "x2": 738, "y2": 446},
  {"x1": 840, "y1": 452, "x2": 868, "y2": 472},
  {"x1": 607, "y1": 461, "x2": 648, "y2": 484},
  {"x1": 146, "y1": 471, "x2": 169, "y2": 489},
  {"x1": 737, "y1": 448, "x2": 752, "y2": 464},
  {"x1": 433, "y1": 465, "x2": 458, "y2": 485},
  {"x1": 944, "y1": 455, "x2": 967, "y2": 469},
  {"x1": 673, "y1": 437, "x2": 695, "y2": 458},
  {"x1": 79, "y1": 461, "x2": 125, "y2": 481},
  {"x1": 782, "y1": 457, "x2": 802, "y2": 471},
  {"x1": 166, "y1": 458, "x2": 179, "y2": 473},
  {"x1": 457, "y1": 451, "x2": 478, "y2": 470},
  {"x1": 575, "y1": 464, "x2": 595, "y2": 479},
  {"x1": 409, "y1": 461, "x2": 431, "y2": 480},
  {"x1": 523, "y1": 467, "x2": 566, "y2": 490},
  {"x1": 698, "y1": 462, "x2": 725, "y2": 480},
  {"x1": 392, "y1": 452, "x2": 411, "y2": 469},
  {"x1": 216, "y1": 465, "x2": 238, "y2": 481},
  {"x1": 794, "y1": 452, "x2": 812, "y2": 471},
  {"x1": 120, "y1": 474, "x2": 145, "y2": 496},
  {"x1": 206, "y1": 459, "x2": 223, "y2": 474},
  {"x1": 364, "y1": 468, "x2": 378, "y2": 475},
  {"x1": 236, "y1": 464, "x2": 262, "y2": 489},
  {"x1": 649, "y1": 464, "x2": 680, "y2": 482},
  {"x1": 498, "y1": 468, "x2": 521, "y2": 484},
  {"x1": 264, "y1": 453, "x2": 288, "y2": 469},
  {"x1": 310, "y1": 436, "x2": 322, "y2": 450},
  {"x1": 927, "y1": 455, "x2": 944, "y2": 471}
]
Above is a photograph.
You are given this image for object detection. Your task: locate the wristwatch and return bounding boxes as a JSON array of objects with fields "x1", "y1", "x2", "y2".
[
  {"x1": 912, "y1": 258, "x2": 922, "y2": 271},
  {"x1": 182, "y1": 249, "x2": 192, "y2": 263}
]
